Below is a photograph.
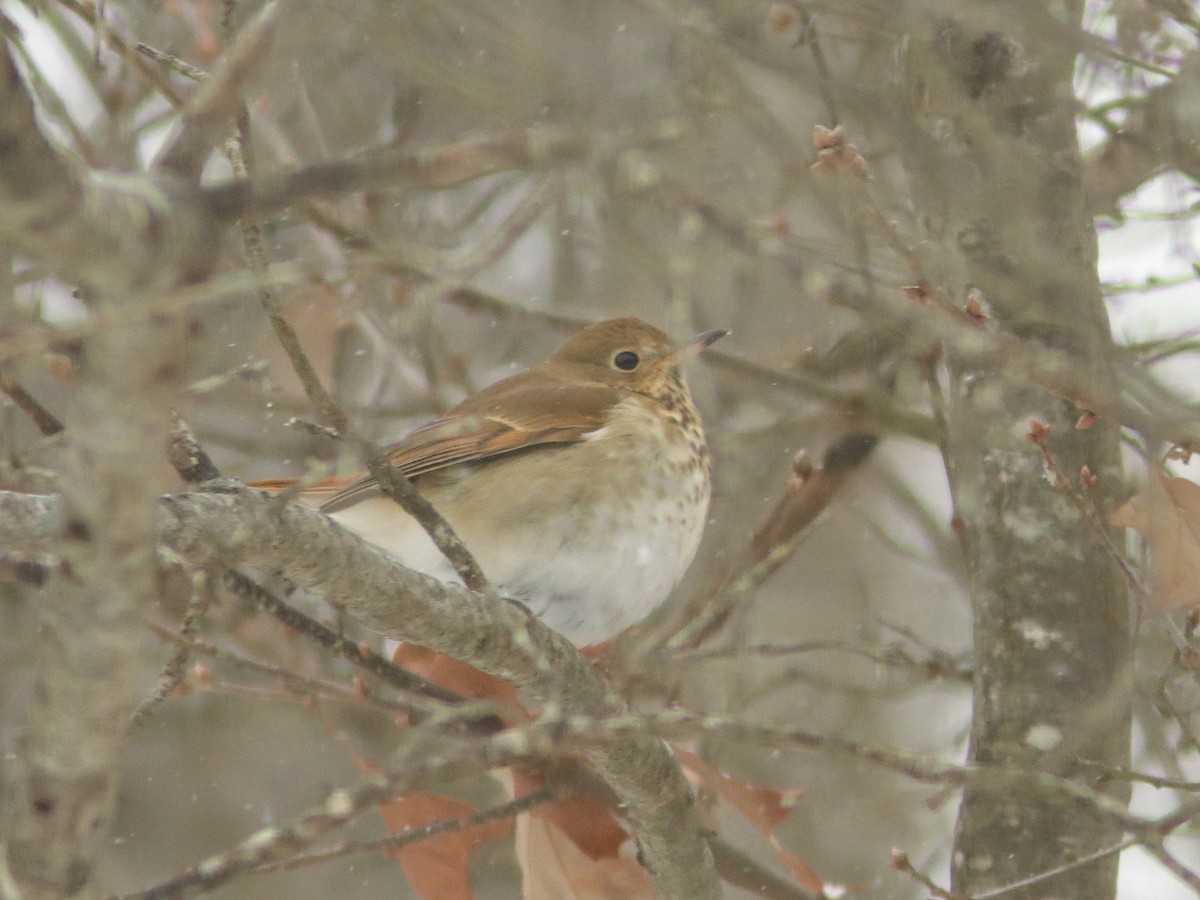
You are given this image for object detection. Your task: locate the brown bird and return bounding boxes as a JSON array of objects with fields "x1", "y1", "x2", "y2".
[{"x1": 254, "y1": 317, "x2": 726, "y2": 646}]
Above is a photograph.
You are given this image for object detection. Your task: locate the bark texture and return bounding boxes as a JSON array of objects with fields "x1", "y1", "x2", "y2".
[{"x1": 895, "y1": 4, "x2": 1131, "y2": 897}]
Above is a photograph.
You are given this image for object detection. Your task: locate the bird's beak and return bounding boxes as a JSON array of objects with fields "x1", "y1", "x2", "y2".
[{"x1": 655, "y1": 328, "x2": 730, "y2": 369}]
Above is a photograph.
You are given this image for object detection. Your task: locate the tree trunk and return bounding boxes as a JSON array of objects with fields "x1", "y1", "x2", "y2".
[{"x1": 896, "y1": 3, "x2": 1132, "y2": 897}]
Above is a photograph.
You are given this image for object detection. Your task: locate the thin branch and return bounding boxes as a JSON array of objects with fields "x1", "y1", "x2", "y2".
[
  {"x1": 1068, "y1": 757, "x2": 1200, "y2": 792},
  {"x1": 665, "y1": 432, "x2": 877, "y2": 650},
  {"x1": 164, "y1": 415, "x2": 482, "y2": 712},
  {"x1": 797, "y1": 7, "x2": 840, "y2": 124},
  {"x1": 1026, "y1": 419, "x2": 1148, "y2": 600},
  {"x1": 144, "y1": 621, "x2": 425, "y2": 717},
  {"x1": 923, "y1": 349, "x2": 969, "y2": 558},
  {"x1": 130, "y1": 572, "x2": 215, "y2": 726},
  {"x1": 1140, "y1": 839, "x2": 1200, "y2": 894},
  {"x1": 668, "y1": 637, "x2": 971, "y2": 688},
  {"x1": 220, "y1": 569, "x2": 473, "y2": 712},
  {"x1": 0, "y1": 263, "x2": 308, "y2": 367},
  {"x1": 202, "y1": 126, "x2": 595, "y2": 224},
  {"x1": 119, "y1": 739, "x2": 539, "y2": 900},
  {"x1": 247, "y1": 786, "x2": 555, "y2": 876},
  {"x1": 135, "y1": 43, "x2": 208, "y2": 82},
  {"x1": 218, "y1": 87, "x2": 494, "y2": 597},
  {"x1": 972, "y1": 839, "x2": 1135, "y2": 898},
  {"x1": 748, "y1": 433, "x2": 878, "y2": 564},
  {"x1": 891, "y1": 848, "x2": 961, "y2": 899},
  {"x1": 1082, "y1": 49, "x2": 1200, "y2": 214},
  {"x1": 52, "y1": 0, "x2": 184, "y2": 106},
  {"x1": 155, "y1": 1, "x2": 279, "y2": 175},
  {"x1": 0, "y1": 378, "x2": 64, "y2": 436}
]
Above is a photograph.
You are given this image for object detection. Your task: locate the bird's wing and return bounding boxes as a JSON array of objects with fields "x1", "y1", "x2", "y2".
[{"x1": 251, "y1": 381, "x2": 619, "y2": 514}]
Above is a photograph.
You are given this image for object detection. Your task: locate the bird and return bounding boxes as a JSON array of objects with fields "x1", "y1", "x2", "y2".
[{"x1": 252, "y1": 317, "x2": 726, "y2": 646}]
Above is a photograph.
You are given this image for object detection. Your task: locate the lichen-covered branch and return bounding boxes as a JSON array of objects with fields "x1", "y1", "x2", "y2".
[{"x1": 0, "y1": 486, "x2": 719, "y2": 899}]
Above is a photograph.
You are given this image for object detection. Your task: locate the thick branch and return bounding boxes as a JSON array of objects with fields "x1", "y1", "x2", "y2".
[
  {"x1": 1083, "y1": 49, "x2": 1200, "y2": 216},
  {"x1": 1, "y1": 487, "x2": 719, "y2": 900}
]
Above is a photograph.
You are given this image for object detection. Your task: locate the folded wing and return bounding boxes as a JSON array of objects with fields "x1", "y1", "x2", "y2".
[{"x1": 251, "y1": 379, "x2": 619, "y2": 514}]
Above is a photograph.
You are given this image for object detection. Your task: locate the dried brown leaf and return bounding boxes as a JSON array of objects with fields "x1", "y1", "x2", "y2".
[
  {"x1": 1111, "y1": 474, "x2": 1200, "y2": 611},
  {"x1": 380, "y1": 791, "x2": 513, "y2": 900},
  {"x1": 676, "y1": 748, "x2": 824, "y2": 894},
  {"x1": 392, "y1": 643, "x2": 522, "y2": 711},
  {"x1": 516, "y1": 815, "x2": 654, "y2": 899},
  {"x1": 510, "y1": 769, "x2": 630, "y2": 861}
]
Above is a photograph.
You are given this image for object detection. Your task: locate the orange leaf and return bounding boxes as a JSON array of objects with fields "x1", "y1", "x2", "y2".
[
  {"x1": 380, "y1": 791, "x2": 513, "y2": 900},
  {"x1": 392, "y1": 643, "x2": 523, "y2": 713},
  {"x1": 516, "y1": 815, "x2": 655, "y2": 899},
  {"x1": 676, "y1": 748, "x2": 824, "y2": 895},
  {"x1": 1111, "y1": 475, "x2": 1200, "y2": 611},
  {"x1": 676, "y1": 748, "x2": 801, "y2": 833},
  {"x1": 510, "y1": 769, "x2": 631, "y2": 861},
  {"x1": 768, "y1": 834, "x2": 826, "y2": 894}
]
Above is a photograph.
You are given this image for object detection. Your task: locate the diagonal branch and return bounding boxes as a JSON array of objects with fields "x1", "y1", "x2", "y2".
[
  {"x1": 1083, "y1": 49, "x2": 1200, "y2": 215},
  {"x1": 0, "y1": 487, "x2": 720, "y2": 900}
]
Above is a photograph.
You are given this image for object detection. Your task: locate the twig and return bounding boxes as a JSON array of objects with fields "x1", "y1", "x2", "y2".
[
  {"x1": 972, "y1": 839, "x2": 1135, "y2": 898},
  {"x1": 220, "y1": 569, "x2": 469, "y2": 710},
  {"x1": 220, "y1": 101, "x2": 494, "y2": 598},
  {"x1": 165, "y1": 415, "x2": 475, "y2": 711},
  {"x1": 449, "y1": 178, "x2": 565, "y2": 278},
  {"x1": 206, "y1": 37, "x2": 495, "y2": 601},
  {"x1": 156, "y1": 1, "x2": 279, "y2": 175},
  {"x1": 890, "y1": 848, "x2": 961, "y2": 899},
  {"x1": 1068, "y1": 756, "x2": 1200, "y2": 792},
  {"x1": 52, "y1": 0, "x2": 184, "y2": 106},
  {"x1": 0, "y1": 377, "x2": 64, "y2": 436},
  {"x1": 672, "y1": 637, "x2": 968, "y2": 682},
  {"x1": 135, "y1": 43, "x2": 208, "y2": 82},
  {"x1": 797, "y1": 7, "x2": 840, "y2": 124},
  {"x1": 1025, "y1": 419, "x2": 1147, "y2": 600},
  {"x1": 749, "y1": 433, "x2": 878, "y2": 563},
  {"x1": 1149, "y1": 797, "x2": 1200, "y2": 836},
  {"x1": 203, "y1": 126, "x2": 594, "y2": 224},
  {"x1": 0, "y1": 264, "x2": 309, "y2": 368},
  {"x1": 665, "y1": 523, "x2": 818, "y2": 654},
  {"x1": 923, "y1": 349, "x2": 969, "y2": 557},
  {"x1": 248, "y1": 786, "x2": 555, "y2": 875},
  {"x1": 1140, "y1": 839, "x2": 1200, "y2": 893},
  {"x1": 666, "y1": 433, "x2": 877, "y2": 650},
  {"x1": 144, "y1": 620, "x2": 422, "y2": 716},
  {"x1": 1154, "y1": 682, "x2": 1200, "y2": 758},
  {"x1": 118, "y1": 739, "x2": 539, "y2": 900},
  {"x1": 130, "y1": 571, "x2": 215, "y2": 726}
]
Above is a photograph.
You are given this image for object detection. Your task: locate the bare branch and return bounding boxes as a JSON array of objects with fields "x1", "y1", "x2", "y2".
[
  {"x1": 1083, "y1": 49, "x2": 1200, "y2": 215},
  {"x1": 0, "y1": 487, "x2": 719, "y2": 899},
  {"x1": 155, "y1": 1, "x2": 280, "y2": 176}
]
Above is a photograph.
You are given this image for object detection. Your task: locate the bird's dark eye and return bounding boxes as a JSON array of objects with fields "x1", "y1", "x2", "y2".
[{"x1": 612, "y1": 350, "x2": 640, "y2": 371}]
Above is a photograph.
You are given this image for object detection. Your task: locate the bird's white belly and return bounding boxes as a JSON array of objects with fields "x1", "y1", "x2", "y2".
[
  {"x1": 328, "y1": 402, "x2": 710, "y2": 646},
  {"x1": 490, "y1": 470, "x2": 709, "y2": 644}
]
